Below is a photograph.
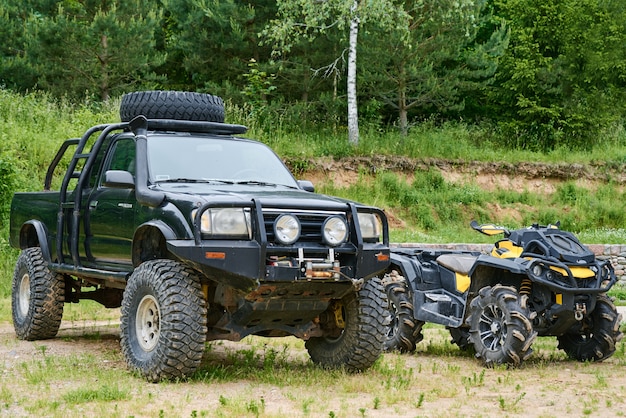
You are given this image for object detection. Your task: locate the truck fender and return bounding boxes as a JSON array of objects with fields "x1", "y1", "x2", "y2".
[
  {"x1": 132, "y1": 220, "x2": 178, "y2": 266},
  {"x1": 18, "y1": 220, "x2": 52, "y2": 263}
]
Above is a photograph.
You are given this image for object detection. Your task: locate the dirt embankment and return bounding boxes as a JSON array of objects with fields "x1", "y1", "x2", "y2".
[{"x1": 288, "y1": 156, "x2": 626, "y2": 193}]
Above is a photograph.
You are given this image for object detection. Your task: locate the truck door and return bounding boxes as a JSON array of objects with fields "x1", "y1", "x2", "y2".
[{"x1": 82, "y1": 137, "x2": 136, "y2": 270}]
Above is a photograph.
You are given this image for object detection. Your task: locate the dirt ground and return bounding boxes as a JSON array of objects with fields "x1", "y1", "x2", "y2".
[
  {"x1": 3, "y1": 158, "x2": 626, "y2": 417},
  {"x1": 1, "y1": 314, "x2": 625, "y2": 417}
]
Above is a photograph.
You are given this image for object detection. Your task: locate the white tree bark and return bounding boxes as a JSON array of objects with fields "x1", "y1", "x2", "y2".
[{"x1": 347, "y1": 0, "x2": 359, "y2": 146}]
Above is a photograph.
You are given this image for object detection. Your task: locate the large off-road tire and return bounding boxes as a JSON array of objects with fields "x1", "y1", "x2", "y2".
[
  {"x1": 448, "y1": 326, "x2": 474, "y2": 352},
  {"x1": 383, "y1": 274, "x2": 424, "y2": 352},
  {"x1": 12, "y1": 247, "x2": 64, "y2": 340},
  {"x1": 468, "y1": 285, "x2": 537, "y2": 367},
  {"x1": 305, "y1": 277, "x2": 387, "y2": 372},
  {"x1": 120, "y1": 259, "x2": 207, "y2": 382},
  {"x1": 120, "y1": 91, "x2": 225, "y2": 123},
  {"x1": 557, "y1": 295, "x2": 624, "y2": 362}
]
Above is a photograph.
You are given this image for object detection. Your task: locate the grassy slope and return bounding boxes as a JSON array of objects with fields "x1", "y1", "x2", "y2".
[{"x1": 1, "y1": 90, "x2": 626, "y2": 303}]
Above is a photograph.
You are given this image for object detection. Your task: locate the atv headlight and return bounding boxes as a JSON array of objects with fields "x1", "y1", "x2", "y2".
[
  {"x1": 193, "y1": 208, "x2": 251, "y2": 239},
  {"x1": 358, "y1": 212, "x2": 382, "y2": 242},
  {"x1": 274, "y1": 214, "x2": 301, "y2": 245},
  {"x1": 322, "y1": 216, "x2": 348, "y2": 246}
]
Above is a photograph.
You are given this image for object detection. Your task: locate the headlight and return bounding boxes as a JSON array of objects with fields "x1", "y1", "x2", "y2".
[
  {"x1": 358, "y1": 212, "x2": 381, "y2": 241},
  {"x1": 322, "y1": 216, "x2": 348, "y2": 246},
  {"x1": 192, "y1": 208, "x2": 251, "y2": 239},
  {"x1": 274, "y1": 214, "x2": 301, "y2": 244}
]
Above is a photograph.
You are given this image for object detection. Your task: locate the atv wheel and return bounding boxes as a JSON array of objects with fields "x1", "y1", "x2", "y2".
[
  {"x1": 120, "y1": 91, "x2": 225, "y2": 123},
  {"x1": 383, "y1": 275, "x2": 424, "y2": 352},
  {"x1": 11, "y1": 247, "x2": 65, "y2": 340},
  {"x1": 448, "y1": 326, "x2": 474, "y2": 352},
  {"x1": 120, "y1": 260, "x2": 207, "y2": 382},
  {"x1": 306, "y1": 277, "x2": 387, "y2": 372},
  {"x1": 557, "y1": 295, "x2": 624, "y2": 362},
  {"x1": 468, "y1": 285, "x2": 536, "y2": 367}
]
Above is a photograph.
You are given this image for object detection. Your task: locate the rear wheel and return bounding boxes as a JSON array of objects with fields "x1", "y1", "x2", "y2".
[
  {"x1": 11, "y1": 248, "x2": 64, "y2": 340},
  {"x1": 383, "y1": 273, "x2": 423, "y2": 352},
  {"x1": 120, "y1": 260, "x2": 207, "y2": 382},
  {"x1": 306, "y1": 277, "x2": 387, "y2": 372},
  {"x1": 557, "y1": 295, "x2": 624, "y2": 362},
  {"x1": 468, "y1": 285, "x2": 537, "y2": 367},
  {"x1": 448, "y1": 326, "x2": 473, "y2": 352}
]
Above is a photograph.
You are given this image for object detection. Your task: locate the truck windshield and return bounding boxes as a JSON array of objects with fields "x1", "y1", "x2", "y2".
[{"x1": 147, "y1": 135, "x2": 299, "y2": 187}]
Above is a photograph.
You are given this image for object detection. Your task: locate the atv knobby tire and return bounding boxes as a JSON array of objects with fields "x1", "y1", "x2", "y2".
[
  {"x1": 12, "y1": 247, "x2": 65, "y2": 340},
  {"x1": 305, "y1": 276, "x2": 387, "y2": 372},
  {"x1": 448, "y1": 326, "x2": 474, "y2": 352},
  {"x1": 120, "y1": 259, "x2": 207, "y2": 382},
  {"x1": 120, "y1": 91, "x2": 225, "y2": 123},
  {"x1": 557, "y1": 294, "x2": 624, "y2": 362},
  {"x1": 383, "y1": 273, "x2": 424, "y2": 352},
  {"x1": 468, "y1": 285, "x2": 537, "y2": 367}
]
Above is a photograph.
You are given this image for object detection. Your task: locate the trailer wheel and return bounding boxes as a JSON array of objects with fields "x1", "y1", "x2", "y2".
[
  {"x1": 120, "y1": 260, "x2": 207, "y2": 382},
  {"x1": 11, "y1": 247, "x2": 65, "y2": 340},
  {"x1": 305, "y1": 277, "x2": 386, "y2": 372},
  {"x1": 468, "y1": 285, "x2": 537, "y2": 367},
  {"x1": 557, "y1": 295, "x2": 624, "y2": 362},
  {"x1": 120, "y1": 91, "x2": 225, "y2": 123},
  {"x1": 383, "y1": 274, "x2": 424, "y2": 352}
]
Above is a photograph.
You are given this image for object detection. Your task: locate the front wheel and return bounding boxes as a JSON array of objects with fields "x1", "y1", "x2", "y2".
[
  {"x1": 468, "y1": 285, "x2": 537, "y2": 367},
  {"x1": 12, "y1": 247, "x2": 65, "y2": 340},
  {"x1": 306, "y1": 277, "x2": 387, "y2": 372},
  {"x1": 120, "y1": 260, "x2": 207, "y2": 382},
  {"x1": 557, "y1": 295, "x2": 624, "y2": 362}
]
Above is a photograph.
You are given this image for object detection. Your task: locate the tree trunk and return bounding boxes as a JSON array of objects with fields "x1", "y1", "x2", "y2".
[
  {"x1": 347, "y1": 0, "x2": 359, "y2": 146},
  {"x1": 99, "y1": 34, "x2": 110, "y2": 102},
  {"x1": 398, "y1": 66, "x2": 408, "y2": 136}
]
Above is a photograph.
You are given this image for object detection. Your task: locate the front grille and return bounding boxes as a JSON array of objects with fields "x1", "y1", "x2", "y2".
[{"x1": 263, "y1": 210, "x2": 346, "y2": 244}]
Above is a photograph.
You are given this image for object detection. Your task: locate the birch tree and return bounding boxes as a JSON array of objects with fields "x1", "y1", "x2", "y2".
[{"x1": 263, "y1": 0, "x2": 408, "y2": 146}]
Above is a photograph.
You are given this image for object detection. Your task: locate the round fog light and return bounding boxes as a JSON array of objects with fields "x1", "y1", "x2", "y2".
[
  {"x1": 274, "y1": 214, "x2": 301, "y2": 244},
  {"x1": 322, "y1": 216, "x2": 348, "y2": 246}
]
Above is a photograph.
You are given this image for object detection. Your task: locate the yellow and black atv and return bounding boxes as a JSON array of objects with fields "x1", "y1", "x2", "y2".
[{"x1": 383, "y1": 221, "x2": 623, "y2": 366}]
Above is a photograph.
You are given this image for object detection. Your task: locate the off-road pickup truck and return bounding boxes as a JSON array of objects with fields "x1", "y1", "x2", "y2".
[{"x1": 9, "y1": 91, "x2": 390, "y2": 381}]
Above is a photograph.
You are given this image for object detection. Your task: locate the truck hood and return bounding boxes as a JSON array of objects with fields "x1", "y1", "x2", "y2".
[{"x1": 157, "y1": 183, "x2": 358, "y2": 210}]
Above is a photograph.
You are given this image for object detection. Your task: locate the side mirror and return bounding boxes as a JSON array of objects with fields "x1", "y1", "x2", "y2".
[
  {"x1": 298, "y1": 180, "x2": 315, "y2": 192},
  {"x1": 104, "y1": 170, "x2": 135, "y2": 189}
]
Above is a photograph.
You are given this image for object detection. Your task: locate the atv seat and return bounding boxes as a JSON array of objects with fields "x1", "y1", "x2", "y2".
[{"x1": 436, "y1": 254, "x2": 477, "y2": 275}]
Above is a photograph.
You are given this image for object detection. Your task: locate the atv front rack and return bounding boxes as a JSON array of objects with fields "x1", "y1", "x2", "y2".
[{"x1": 526, "y1": 258, "x2": 616, "y2": 294}]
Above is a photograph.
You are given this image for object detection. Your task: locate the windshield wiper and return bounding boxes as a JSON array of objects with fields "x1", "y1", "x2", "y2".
[
  {"x1": 157, "y1": 178, "x2": 235, "y2": 185},
  {"x1": 234, "y1": 180, "x2": 278, "y2": 187}
]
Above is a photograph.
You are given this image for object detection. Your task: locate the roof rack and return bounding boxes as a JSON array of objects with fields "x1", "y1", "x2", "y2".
[{"x1": 144, "y1": 119, "x2": 248, "y2": 135}]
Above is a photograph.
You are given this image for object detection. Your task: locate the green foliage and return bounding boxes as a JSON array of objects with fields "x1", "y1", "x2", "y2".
[{"x1": 490, "y1": 0, "x2": 626, "y2": 151}]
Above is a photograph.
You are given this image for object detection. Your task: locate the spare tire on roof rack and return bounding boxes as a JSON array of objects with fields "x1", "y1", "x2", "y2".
[{"x1": 120, "y1": 91, "x2": 225, "y2": 123}]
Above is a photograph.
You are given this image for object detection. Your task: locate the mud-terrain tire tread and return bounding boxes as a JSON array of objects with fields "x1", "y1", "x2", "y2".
[
  {"x1": 448, "y1": 326, "x2": 474, "y2": 352},
  {"x1": 468, "y1": 285, "x2": 537, "y2": 367},
  {"x1": 383, "y1": 277, "x2": 424, "y2": 352},
  {"x1": 557, "y1": 294, "x2": 624, "y2": 362},
  {"x1": 120, "y1": 259, "x2": 207, "y2": 382},
  {"x1": 305, "y1": 276, "x2": 387, "y2": 372},
  {"x1": 12, "y1": 247, "x2": 65, "y2": 340},
  {"x1": 120, "y1": 91, "x2": 225, "y2": 123}
]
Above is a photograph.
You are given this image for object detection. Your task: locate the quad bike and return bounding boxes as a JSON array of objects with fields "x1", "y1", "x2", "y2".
[{"x1": 383, "y1": 221, "x2": 624, "y2": 366}]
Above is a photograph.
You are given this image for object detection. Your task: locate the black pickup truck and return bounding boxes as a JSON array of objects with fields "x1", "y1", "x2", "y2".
[{"x1": 9, "y1": 91, "x2": 390, "y2": 381}]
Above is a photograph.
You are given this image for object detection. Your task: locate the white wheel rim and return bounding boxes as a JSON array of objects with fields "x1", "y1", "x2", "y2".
[
  {"x1": 135, "y1": 295, "x2": 160, "y2": 352},
  {"x1": 18, "y1": 273, "x2": 30, "y2": 318}
]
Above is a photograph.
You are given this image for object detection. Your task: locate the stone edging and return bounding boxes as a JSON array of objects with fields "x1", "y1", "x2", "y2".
[{"x1": 391, "y1": 243, "x2": 626, "y2": 287}]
